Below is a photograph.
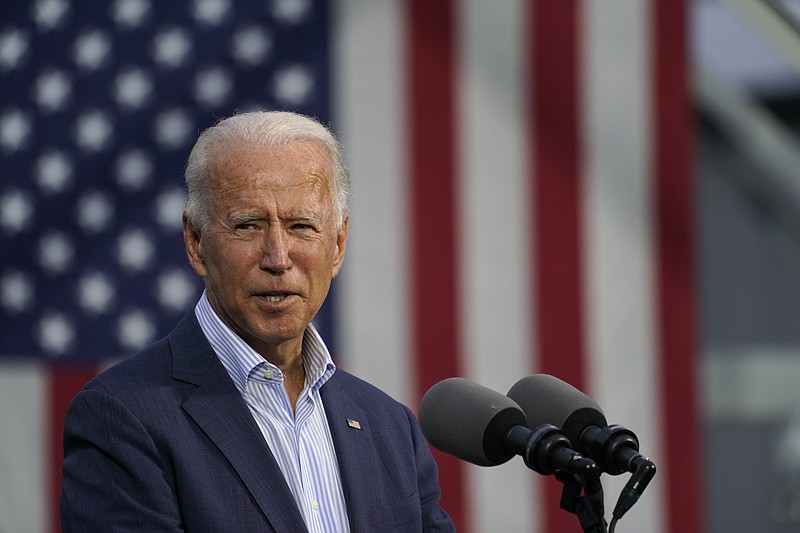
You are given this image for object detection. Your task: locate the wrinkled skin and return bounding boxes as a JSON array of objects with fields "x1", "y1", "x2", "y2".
[{"x1": 183, "y1": 139, "x2": 348, "y2": 382}]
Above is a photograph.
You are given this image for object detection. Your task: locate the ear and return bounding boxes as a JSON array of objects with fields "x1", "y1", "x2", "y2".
[
  {"x1": 330, "y1": 215, "x2": 349, "y2": 279},
  {"x1": 183, "y1": 212, "x2": 207, "y2": 278}
]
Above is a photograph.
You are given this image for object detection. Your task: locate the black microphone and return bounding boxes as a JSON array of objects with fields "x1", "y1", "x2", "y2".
[
  {"x1": 507, "y1": 374, "x2": 608, "y2": 446},
  {"x1": 507, "y1": 374, "x2": 656, "y2": 520},
  {"x1": 418, "y1": 377, "x2": 597, "y2": 477},
  {"x1": 419, "y1": 377, "x2": 524, "y2": 466},
  {"x1": 420, "y1": 378, "x2": 608, "y2": 532}
]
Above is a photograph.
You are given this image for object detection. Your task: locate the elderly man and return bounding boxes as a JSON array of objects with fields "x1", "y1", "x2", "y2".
[{"x1": 60, "y1": 111, "x2": 454, "y2": 532}]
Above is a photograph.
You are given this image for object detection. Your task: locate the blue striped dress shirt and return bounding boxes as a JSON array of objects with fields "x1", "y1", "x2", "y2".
[{"x1": 195, "y1": 292, "x2": 351, "y2": 533}]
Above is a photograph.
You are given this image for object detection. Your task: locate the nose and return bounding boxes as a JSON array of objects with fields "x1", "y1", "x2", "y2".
[{"x1": 259, "y1": 226, "x2": 292, "y2": 273}]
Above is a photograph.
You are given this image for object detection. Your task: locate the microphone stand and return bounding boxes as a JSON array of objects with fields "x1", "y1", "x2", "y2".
[
  {"x1": 556, "y1": 458, "x2": 606, "y2": 533},
  {"x1": 506, "y1": 425, "x2": 608, "y2": 533}
]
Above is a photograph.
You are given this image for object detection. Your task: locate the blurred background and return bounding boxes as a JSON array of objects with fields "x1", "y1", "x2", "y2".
[{"x1": 1, "y1": 0, "x2": 800, "y2": 532}]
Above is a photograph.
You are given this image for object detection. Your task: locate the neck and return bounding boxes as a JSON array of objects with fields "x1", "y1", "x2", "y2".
[
  {"x1": 276, "y1": 354, "x2": 306, "y2": 411},
  {"x1": 248, "y1": 334, "x2": 307, "y2": 408}
]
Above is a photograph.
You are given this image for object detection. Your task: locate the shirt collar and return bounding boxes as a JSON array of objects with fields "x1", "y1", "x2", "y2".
[{"x1": 194, "y1": 291, "x2": 336, "y2": 396}]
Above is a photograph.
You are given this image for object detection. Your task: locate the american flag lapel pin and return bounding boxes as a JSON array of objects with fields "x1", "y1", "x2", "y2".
[{"x1": 346, "y1": 418, "x2": 362, "y2": 430}]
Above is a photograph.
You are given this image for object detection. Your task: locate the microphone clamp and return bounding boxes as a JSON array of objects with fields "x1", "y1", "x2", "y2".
[
  {"x1": 505, "y1": 423, "x2": 592, "y2": 477},
  {"x1": 581, "y1": 424, "x2": 641, "y2": 476}
]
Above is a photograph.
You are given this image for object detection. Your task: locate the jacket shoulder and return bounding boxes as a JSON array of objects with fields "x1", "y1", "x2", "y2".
[
  {"x1": 329, "y1": 368, "x2": 407, "y2": 409},
  {"x1": 81, "y1": 312, "x2": 209, "y2": 398}
]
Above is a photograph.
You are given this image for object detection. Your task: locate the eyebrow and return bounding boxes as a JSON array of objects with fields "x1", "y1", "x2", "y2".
[
  {"x1": 288, "y1": 214, "x2": 320, "y2": 223},
  {"x1": 227, "y1": 212, "x2": 322, "y2": 225},
  {"x1": 228, "y1": 212, "x2": 260, "y2": 225}
]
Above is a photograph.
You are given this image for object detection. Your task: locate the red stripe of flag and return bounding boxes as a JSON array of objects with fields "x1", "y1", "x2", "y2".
[
  {"x1": 48, "y1": 364, "x2": 98, "y2": 533},
  {"x1": 530, "y1": 0, "x2": 585, "y2": 385},
  {"x1": 530, "y1": 0, "x2": 585, "y2": 530},
  {"x1": 408, "y1": 0, "x2": 466, "y2": 530},
  {"x1": 653, "y1": 1, "x2": 702, "y2": 532}
]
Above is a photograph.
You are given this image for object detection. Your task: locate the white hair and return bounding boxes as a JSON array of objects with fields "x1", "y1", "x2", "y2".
[{"x1": 184, "y1": 111, "x2": 350, "y2": 230}]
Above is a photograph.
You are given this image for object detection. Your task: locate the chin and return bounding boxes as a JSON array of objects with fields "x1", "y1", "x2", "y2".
[{"x1": 252, "y1": 322, "x2": 306, "y2": 345}]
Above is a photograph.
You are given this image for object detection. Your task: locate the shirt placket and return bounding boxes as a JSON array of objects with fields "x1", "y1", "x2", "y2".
[{"x1": 294, "y1": 392, "x2": 325, "y2": 532}]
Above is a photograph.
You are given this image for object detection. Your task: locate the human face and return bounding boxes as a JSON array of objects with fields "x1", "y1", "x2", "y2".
[{"x1": 183, "y1": 139, "x2": 348, "y2": 360}]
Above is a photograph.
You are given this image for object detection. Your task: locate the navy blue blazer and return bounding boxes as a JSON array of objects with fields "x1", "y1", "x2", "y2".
[{"x1": 61, "y1": 313, "x2": 454, "y2": 532}]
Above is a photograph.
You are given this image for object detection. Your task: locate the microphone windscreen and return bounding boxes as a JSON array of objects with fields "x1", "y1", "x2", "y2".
[
  {"x1": 419, "y1": 377, "x2": 526, "y2": 466},
  {"x1": 507, "y1": 374, "x2": 607, "y2": 446}
]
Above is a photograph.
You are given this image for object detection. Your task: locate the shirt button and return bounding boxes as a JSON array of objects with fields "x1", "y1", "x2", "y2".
[
  {"x1": 312, "y1": 500, "x2": 319, "y2": 511},
  {"x1": 264, "y1": 369, "x2": 274, "y2": 379}
]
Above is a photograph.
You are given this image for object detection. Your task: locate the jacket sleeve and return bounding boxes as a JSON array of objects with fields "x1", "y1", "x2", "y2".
[
  {"x1": 60, "y1": 387, "x2": 184, "y2": 532},
  {"x1": 405, "y1": 406, "x2": 456, "y2": 532}
]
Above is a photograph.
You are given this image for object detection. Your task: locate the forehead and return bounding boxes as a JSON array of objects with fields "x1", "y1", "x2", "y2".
[{"x1": 208, "y1": 139, "x2": 332, "y2": 194}]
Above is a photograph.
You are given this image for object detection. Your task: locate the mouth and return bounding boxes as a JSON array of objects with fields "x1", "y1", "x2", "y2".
[{"x1": 255, "y1": 292, "x2": 295, "y2": 304}]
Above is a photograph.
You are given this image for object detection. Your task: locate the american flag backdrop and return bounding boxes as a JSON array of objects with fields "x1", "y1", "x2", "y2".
[{"x1": 0, "y1": 1, "x2": 700, "y2": 532}]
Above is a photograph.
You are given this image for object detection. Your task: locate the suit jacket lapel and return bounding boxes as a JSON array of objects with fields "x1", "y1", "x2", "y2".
[
  {"x1": 320, "y1": 374, "x2": 377, "y2": 532},
  {"x1": 168, "y1": 314, "x2": 308, "y2": 533}
]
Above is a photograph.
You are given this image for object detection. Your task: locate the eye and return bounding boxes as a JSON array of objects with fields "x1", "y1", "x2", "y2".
[
  {"x1": 232, "y1": 219, "x2": 263, "y2": 234},
  {"x1": 291, "y1": 223, "x2": 312, "y2": 231}
]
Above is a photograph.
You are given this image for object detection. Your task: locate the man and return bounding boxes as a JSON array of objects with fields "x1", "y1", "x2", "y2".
[{"x1": 60, "y1": 111, "x2": 454, "y2": 532}]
